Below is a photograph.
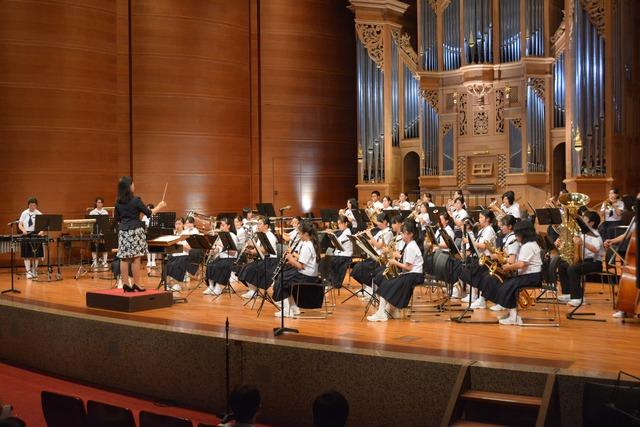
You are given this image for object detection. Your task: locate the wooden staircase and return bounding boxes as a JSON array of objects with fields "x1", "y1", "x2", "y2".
[{"x1": 441, "y1": 363, "x2": 557, "y2": 427}]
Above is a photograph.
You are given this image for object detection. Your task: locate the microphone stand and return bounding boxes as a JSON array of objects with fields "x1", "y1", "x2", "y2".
[
  {"x1": 218, "y1": 317, "x2": 234, "y2": 423},
  {"x1": 274, "y1": 207, "x2": 298, "y2": 336},
  {"x1": 2, "y1": 223, "x2": 20, "y2": 295}
]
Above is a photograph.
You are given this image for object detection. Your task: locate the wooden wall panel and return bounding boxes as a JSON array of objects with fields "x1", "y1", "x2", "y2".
[
  {"x1": 0, "y1": 0, "x2": 120, "y2": 235},
  {"x1": 131, "y1": 0, "x2": 252, "y2": 216},
  {"x1": 259, "y1": 0, "x2": 357, "y2": 215}
]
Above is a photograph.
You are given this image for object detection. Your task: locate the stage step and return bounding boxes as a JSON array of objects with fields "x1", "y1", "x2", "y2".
[
  {"x1": 460, "y1": 390, "x2": 542, "y2": 407},
  {"x1": 440, "y1": 363, "x2": 556, "y2": 427}
]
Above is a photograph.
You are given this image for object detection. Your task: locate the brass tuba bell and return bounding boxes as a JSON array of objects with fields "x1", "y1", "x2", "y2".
[{"x1": 556, "y1": 192, "x2": 590, "y2": 264}]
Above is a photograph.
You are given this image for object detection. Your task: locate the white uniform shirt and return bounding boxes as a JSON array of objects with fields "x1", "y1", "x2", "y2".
[
  {"x1": 374, "y1": 227, "x2": 394, "y2": 255},
  {"x1": 417, "y1": 212, "x2": 431, "y2": 229},
  {"x1": 401, "y1": 240, "x2": 423, "y2": 274},
  {"x1": 453, "y1": 209, "x2": 469, "y2": 230},
  {"x1": 345, "y1": 209, "x2": 358, "y2": 229},
  {"x1": 334, "y1": 228, "x2": 353, "y2": 257},
  {"x1": 373, "y1": 201, "x2": 384, "y2": 211},
  {"x1": 476, "y1": 225, "x2": 497, "y2": 256},
  {"x1": 582, "y1": 232, "x2": 605, "y2": 261},
  {"x1": 297, "y1": 240, "x2": 318, "y2": 277},
  {"x1": 175, "y1": 226, "x2": 200, "y2": 256},
  {"x1": 501, "y1": 202, "x2": 521, "y2": 218},
  {"x1": 287, "y1": 229, "x2": 298, "y2": 242},
  {"x1": 601, "y1": 200, "x2": 624, "y2": 222},
  {"x1": 89, "y1": 208, "x2": 109, "y2": 216},
  {"x1": 501, "y1": 232, "x2": 520, "y2": 257},
  {"x1": 217, "y1": 232, "x2": 239, "y2": 259},
  {"x1": 397, "y1": 201, "x2": 411, "y2": 210},
  {"x1": 235, "y1": 227, "x2": 247, "y2": 251},
  {"x1": 19, "y1": 209, "x2": 42, "y2": 233},
  {"x1": 516, "y1": 241, "x2": 543, "y2": 275}
]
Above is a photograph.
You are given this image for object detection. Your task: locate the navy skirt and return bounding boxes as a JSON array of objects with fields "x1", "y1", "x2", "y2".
[
  {"x1": 206, "y1": 257, "x2": 236, "y2": 285},
  {"x1": 351, "y1": 258, "x2": 378, "y2": 286},
  {"x1": 377, "y1": 272, "x2": 424, "y2": 308},
  {"x1": 329, "y1": 255, "x2": 351, "y2": 288},
  {"x1": 494, "y1": 273, "x2": 542, "y2": 309},
  {"x1": 238, "y1": 257, "x2": 278, "y2": 290}
]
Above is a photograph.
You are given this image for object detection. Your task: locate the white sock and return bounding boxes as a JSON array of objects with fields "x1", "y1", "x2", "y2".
[
  {"x1": 24, "y1": 259, "x2": 31, "y2": 271},
  {"x1": 92, "y1": 253, "x2": 98, "y2": 262},
  {"x1": 376, "y1": 297, "x2": 387, "y2": 316},
  {"x1": 33, "y1": 259, "x2": 39, "y2": 269},
  {"x1": 214, "y1": 284, "x2": 224, "y2": 292},
  {"x1": 476, "y1": 296, "x2": 485, "y2": 304},
  {"x1": 102, "y1": 253, "x2": 108, "y2": 263},
  {"x1": 248, "y1": 284, "x2": 257, "y2": 292},
  {"x1": 507, "y1": 308, "x2": 517, "y2": 320}
]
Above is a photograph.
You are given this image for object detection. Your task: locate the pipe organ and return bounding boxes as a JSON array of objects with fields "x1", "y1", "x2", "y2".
[{"x1": 350, "y1": 0, "x2": 638, "y2": 204}]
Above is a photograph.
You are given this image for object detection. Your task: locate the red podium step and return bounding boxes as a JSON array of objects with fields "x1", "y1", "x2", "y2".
[{"x1": 86, "y1": 288, "x2": 173, "y2": 312}]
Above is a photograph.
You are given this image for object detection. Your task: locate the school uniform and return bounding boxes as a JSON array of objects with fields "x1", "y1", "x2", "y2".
[
  {"x1": 557, "y1": 231, "x2": 605, "y2": 299},
  {"x1": 351, "y1": 227, "x2": 393, "y2": 287},
  {"x1": 599, "y1": 200, "x2": 625, "y2": 239},
  {"x1": 273, "y1": 240, "x2": 319, "y2": 301},
  {"x1": 376, "y1": 240, "x2": 424, "y2": 308},
  {"x1": 206, "y1": 232, "x2": 239, "y2": 286},
  {"x1": 397, "y1": 201, "x2": 411, "y2": 210},
  {"x1": 165, "y1": 227, "x2": 200, "y2": 281},
  {"x1": 501, "y1": 202, "x2": 521, "y2": 218},
  {"x1": 19, "y1": 209, "x2": 44, "y2": 258},
  {"x1": 492, "y1": 241, "x2": 543, "y2": 309},
  {"x1": 238, "y1": 231, "x2": 279, "y2": 290},
  {"x1": 329, "y1": 228, "x2": 353, "y2": 288}
]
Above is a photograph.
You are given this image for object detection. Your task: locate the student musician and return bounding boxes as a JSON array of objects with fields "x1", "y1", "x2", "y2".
[
  {"x1": 370, "y1": 191, "x2": 384, "y2": 211},
  {"x1": 556, "y1": 210, "x2": 605, "y2": 307},
  {"x1": 327, "y1": 215, "x2": 353, "y2": 288},
  {"x1": 416, "y1": 203, "x2": 431, "y2": 231},
  {"x1": 367, "y1": 221, "x2": 424, "y2": 322},
  {"x1": 451, "y1": 197, "x2": 469, "y2": 239},
  {"x1": 372, "y1": 215, "x2": 405, "y2": 289},
  {"x1": 204, "y1": 217, "x2": 239, "y2": 296},
  {"x1": 482, "y1": 221, "x2": 543, "y2": 325},
  {"x1": 422, "y1": 192, "x2": 436, "y2": 208},
  {"x1": 599, "y1": 188, "x2": 625, "y2": 239},
  {"x1": 350, "y1": 213, "x2": 394, "y2": 299},
  {"x1": 381, "y1": 196, "x2": 393, "y2": 211},
  {"x1": 281, "y1": 216, "x2": 301, "y2": 243},
  {"x1": 114, "y1": 176, "x2": 166, "y2": 292},
  {"x1": 233, "y1": 215, "x2": 247, "y2": 252},
  {"x1": 461, "y1": 210, "x2": 497, "y2": 308},
  {"x1": 141, "y1": 204, "x2": 157, "y2": 269},
  {"x1": 447, "y1": 190, "x2": 466, "y2": 214},
  {"x1": 18, "y1": 197, "x2": 43, "y2": 279},
  {"x1": 344, "y1": 198, "x2": 359, "y2": 229},
  {"x1": 273, "y1": 221, "x2": 321, "y2": 317},
  {"x1": 500, "y1": 191, "x2": 521, "y2": 218},
  {"x1": 433, "y1": 211, "x2": 456, "y2": 252},
  {"x1": 89, "y1": 196, "x2": 110, "y2": 269},
  {"x1": 165, "y1": 216, "x2": 200, "y2": 291},
  {"x1": 396, "y1": 192, "x2": 411, "y2": 210},
  {"x1": 239, "y1": 216, "x2": 279, "y2": 300}
]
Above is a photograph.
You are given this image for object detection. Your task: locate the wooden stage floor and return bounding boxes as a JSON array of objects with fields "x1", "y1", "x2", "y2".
[{"x1": 1, "y1": 266, "x2": 639, "y2": 379}]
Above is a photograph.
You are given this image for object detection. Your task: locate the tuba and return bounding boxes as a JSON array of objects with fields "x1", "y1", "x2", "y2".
[
  {"x1": 380, "y1": 237, "x2": 401, "y2": 280},
  {"x1": 556, "y1": 193, "x2": 590, "y2": 264}
]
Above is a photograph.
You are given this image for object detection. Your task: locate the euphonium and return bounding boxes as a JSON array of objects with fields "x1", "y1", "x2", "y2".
[
  {"x1": 518, "y1": 289, "x2": 534, "y2": 309},
  {"x1": 556, "y1": 192, "x2": 590, "y2": 264},
  {"x1": 381, "y1": 238, "x2": 400, "y2": 279}
]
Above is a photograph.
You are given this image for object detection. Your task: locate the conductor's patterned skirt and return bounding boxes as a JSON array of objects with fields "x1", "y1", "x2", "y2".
[{"x1": 117, "y1": 227, "x2": 148, "y2": 259}]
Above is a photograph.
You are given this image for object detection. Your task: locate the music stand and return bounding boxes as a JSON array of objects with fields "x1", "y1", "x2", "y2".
[
  {"x1": 566, "y1": 215, "x2": 605, "y2": 322},
  {"x1": 319, "y1": 209, "x2": 333, "y2": 224},
  {"x1": 212, "y1": 231, "x2": 240, "y2": 300},
  {"x1": 535, "y1": 208, "x2": 562, "y2": 227},
  {"x1": 179, "y1": 234, "x2": 215, "y2": 302},
  {"x1": 351, "y1": 209, "x2": 366, "y2": 231},
  {"x1": 383, "y1": 209, "x2": 400, "y2": 221},
  {"x1": 86, "y1": 214, "x2": 111, "y2": 274},
  {"x1": 34, "y1": 214, "x2": 63, "y2": 282},
  {"x1": 327, "y1": 233, "x2": 345, "y2": 253},
  {"x1": 250, "y1": 231, "x2": 275, "y2": 314},
  {"x1": 270, "y1": 207, "x2": 299, "y2": 336}
]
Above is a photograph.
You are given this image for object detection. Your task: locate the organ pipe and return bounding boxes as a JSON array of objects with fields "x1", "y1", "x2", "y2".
[
  {"x1": 357, "y1": 39, "x2": 385, "y2": 182},
  {"x1": 553, "y1": 52, "x2": 566, "y2": 128},
  {"x1": 464, "y1": 0, "x2": 493, "y2": 64},
  {"x1": 443, "y1": 0, "x2": 461, "y2": 70},
  {"x1": 391, "y1": 38, "x2": 400, "y2": 146},
  {"x1": 404, "y1": 64, "x2": 420, "y2": 139},
  {"x1": 422, "y1": 99, "x2": 439, "y2": 175},
  {"x1": 572, "y1": 2, "x2": 605, "y2": 176},
  {"x1": 525, "y1": 0, "x2": 544, "y2": 57},
  {"x1": 526, "y1": 80, "x2": 546, "y2": 172},
  {"x1": 500, "y1": 0, "x2": 521, "y2": 62},
  {"x1": 421, "y1": 0, "x2": 438, "y2": 70}
]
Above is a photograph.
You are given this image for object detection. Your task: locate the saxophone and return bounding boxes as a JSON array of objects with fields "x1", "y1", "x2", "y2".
[
  {"x1": 381, "y1": 236, "x2": 401, "y2": 280},
  {"x1": 478, "y1": 241, "x2": 510, "y2": 283},
  {"x1": 556, "y1": 193, "x2": 590, "y2": 264}
]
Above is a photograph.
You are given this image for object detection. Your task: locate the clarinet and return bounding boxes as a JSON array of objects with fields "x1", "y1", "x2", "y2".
[{"x1": 270, "y1": 235, "x2": 301, "y2": 281}]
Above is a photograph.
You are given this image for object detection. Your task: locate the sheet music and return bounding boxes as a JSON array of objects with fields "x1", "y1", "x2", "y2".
[{"x1": 150, "y1": 235, "x2": 181, "y2": 244}]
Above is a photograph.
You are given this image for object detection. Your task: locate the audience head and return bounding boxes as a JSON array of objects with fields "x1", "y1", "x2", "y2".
[
  {"x1": 229, "y1": 385, "x2": 261, "y2": 424},
  {"x1": 313, "y1": 390, "x2": 349, "y2": 427}
]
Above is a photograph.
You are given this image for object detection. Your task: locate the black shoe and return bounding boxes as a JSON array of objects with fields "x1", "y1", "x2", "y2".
[
  {"x1": 122, "y1": 284, "x2": 134, "y2": 293},
  {"x1": 132, "y1": 284, "x2": 146, "y2": 292}
]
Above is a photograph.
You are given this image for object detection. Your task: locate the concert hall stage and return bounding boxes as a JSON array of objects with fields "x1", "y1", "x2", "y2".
[{"x1": 1, "y1": 267, "x2": 638, "y2": 426}]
